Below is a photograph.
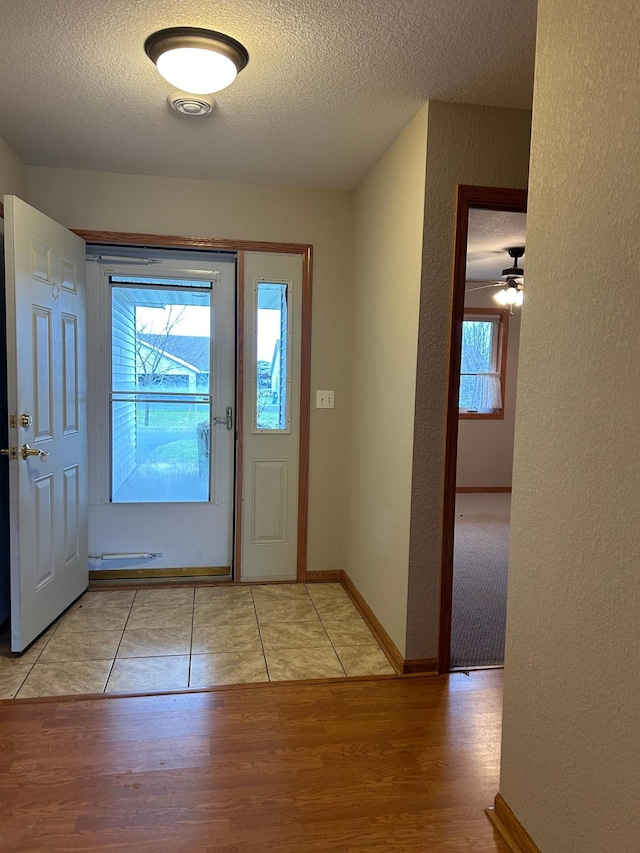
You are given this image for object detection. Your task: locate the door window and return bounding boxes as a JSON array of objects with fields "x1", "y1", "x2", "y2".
[{"x1": 110, "y1": 276, "x2": 213, "y2": 502}]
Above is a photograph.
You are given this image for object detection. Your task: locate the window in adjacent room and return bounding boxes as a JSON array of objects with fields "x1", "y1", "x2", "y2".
[{"x1": 459, "y1": 308, "x2": 508, "y2": 418}]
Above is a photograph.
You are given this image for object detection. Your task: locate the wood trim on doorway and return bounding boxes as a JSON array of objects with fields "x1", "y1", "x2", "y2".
[
  {"x1": 296, "y1": 246, "x2": 313, "y2": 581},
  {"x1": 438, "y1": 185, "x2": 527, "y2": 674},
  {"x1": 71, "y1": 228, "x2": 313, "y2": 583},
  {"x1": 233, "y1": 251, "x2": 245, "y2": 583},
  {"x1": 74, "y1": 230, "x2": 311, "y2": 255}
]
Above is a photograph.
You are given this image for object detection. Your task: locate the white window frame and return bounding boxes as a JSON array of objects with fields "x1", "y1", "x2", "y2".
[{"x1": 459, "y1": 308, "x2": 508, "y2": 420}]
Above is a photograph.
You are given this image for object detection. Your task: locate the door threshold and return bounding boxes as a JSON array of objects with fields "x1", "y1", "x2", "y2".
[
  {"x1": 89, "y1": 576, "x2": 233, "y2": 590},
  {"x1": 450, "y1": 664, "x2": 504, "y2": 673},
  {"x1": 89, "y1": 566, "x2": 230, "y2": 581}
]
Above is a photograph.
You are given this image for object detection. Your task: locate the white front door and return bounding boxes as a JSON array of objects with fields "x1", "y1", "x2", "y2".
[
  {"x1": 3, "y1": 195, "x2": 88, "y2": 651},
  {"x1": 87, "y1": 252, "x2": 236, "y2": 574}
]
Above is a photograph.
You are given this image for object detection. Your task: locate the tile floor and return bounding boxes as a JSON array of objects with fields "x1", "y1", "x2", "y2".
[{"x1": 0, "y1": 583, "x2": 397, "y2": 699}]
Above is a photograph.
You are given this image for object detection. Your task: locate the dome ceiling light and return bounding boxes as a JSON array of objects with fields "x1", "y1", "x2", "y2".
[{"x1": 145, "y1": 27, "x2": 249, "y2": 95}]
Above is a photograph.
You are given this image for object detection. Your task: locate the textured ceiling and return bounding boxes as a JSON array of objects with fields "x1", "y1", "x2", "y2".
[
  {"x1": 0, "y1": 0, "x2": 537, "y2": 190},
  {"x1": 466, "y1": 209, "x2": 527, "y2": 282}
]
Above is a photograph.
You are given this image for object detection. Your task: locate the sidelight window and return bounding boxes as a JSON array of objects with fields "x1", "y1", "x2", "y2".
[{"x1": 255, "y1": 281, "x2": 290, "y2": 432}]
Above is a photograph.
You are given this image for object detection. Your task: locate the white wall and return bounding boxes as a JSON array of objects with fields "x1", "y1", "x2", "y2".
[
  {"x1": 456, "y1": 287, "x2": 521, "y2": 488},
  {"x1": 406, "y1": 101, "x2": 531, "y2": 659},
  {"x1": 26, "y1": 167, "x2": 352, "y2": 573},
  {"x1": 345, "y1": 105, "x2": 429, "y2": 655},
  {"x1": 500, "y1": 2, "x2": 640, "y2": 850}
]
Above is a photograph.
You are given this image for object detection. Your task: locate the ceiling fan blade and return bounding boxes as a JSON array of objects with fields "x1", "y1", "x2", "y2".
[{"x1": 466, "y1": 282, "x2": 502, "y2": 292}]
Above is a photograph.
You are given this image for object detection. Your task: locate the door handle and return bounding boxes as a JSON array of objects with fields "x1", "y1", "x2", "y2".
[
  {"x1": 212, "y1": 406, "x2": 233, "y2": 431},
  {"x1": 20, "y1": 444, "x2": 49, "y2": 462}
]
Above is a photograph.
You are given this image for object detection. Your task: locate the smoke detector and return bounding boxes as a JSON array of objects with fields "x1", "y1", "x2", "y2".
[{"x1": 168, "y1": 91, "x2": 215, "y2": 116}]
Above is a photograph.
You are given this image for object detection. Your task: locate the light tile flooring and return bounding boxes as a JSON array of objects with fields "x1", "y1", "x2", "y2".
[{"x1": 0, "y1": 583, "x2": 397, "y2": 699}]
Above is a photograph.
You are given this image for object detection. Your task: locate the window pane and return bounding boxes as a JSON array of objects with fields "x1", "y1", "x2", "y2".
[
  {"x1": 111, "y1": 276, "x2": 213, "y2": 288},
  {"x1": 112, "y1": 285, "x2": 211, "y2": 394},
  {"x1": 461, "y1": 320, "x2": 493, "y2": 373},
  {"x1": 112, "y1": 401, "x2": 210, "y2": 502},
  {"x1": 256, "y1": 282, "x2": 288, "y2": 430},
  {"x1": 110, "y1": 281, "x2": 213, "y2": 503},
  {"x1": 460, "y1": 319, "x2": 501, "y2": 411}
]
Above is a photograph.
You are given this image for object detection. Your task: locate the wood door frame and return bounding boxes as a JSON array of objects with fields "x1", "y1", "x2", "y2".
[
  {"x1": 0, "y1": 207, "x2": 313, "y2": 583},
  {"x1": 438, "y1": 185, "x2": 527, "y2": 673}
]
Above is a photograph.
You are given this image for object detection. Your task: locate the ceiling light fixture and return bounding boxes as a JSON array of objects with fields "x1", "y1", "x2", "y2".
[
  {"x1": 145, "y1": 27, "x2": 249, "y2": 95},
  {"x1": 494, "y1": 246, "x2": 525, "y2": 311}
]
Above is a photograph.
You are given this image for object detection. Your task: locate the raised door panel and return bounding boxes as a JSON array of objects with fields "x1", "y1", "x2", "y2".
[
  {"x1": 62, "y1": 313, "x2": 78, "y2": 434},
  {"x1": 33, "y1": 306, "x2": 53, "y2": 441},
  {"x1": 252, "y1": 459, "x2": 288, "y2": 544}
]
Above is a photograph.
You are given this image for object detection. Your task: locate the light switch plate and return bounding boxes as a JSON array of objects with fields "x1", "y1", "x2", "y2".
[{"x1": 316, "y1": 390, "x2": 335, "y2": 409}]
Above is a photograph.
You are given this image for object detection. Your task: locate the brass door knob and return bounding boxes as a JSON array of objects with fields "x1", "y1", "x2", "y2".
[{"x1": 20, "y1": 444, "x2": 49, "y2": 462}]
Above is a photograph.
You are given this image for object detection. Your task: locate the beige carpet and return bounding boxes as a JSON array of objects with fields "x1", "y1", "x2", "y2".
[{"x1": 451, "y1": 492, "x2": 510, "y2": 669}]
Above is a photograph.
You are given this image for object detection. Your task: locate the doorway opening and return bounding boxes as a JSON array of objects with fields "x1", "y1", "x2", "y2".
[
  {"x1": 87, "y1": 247, "x2": 237, "y2": 582},
  {"x1": 439, "y1": 186, "x2": 527, "y2": 673}
]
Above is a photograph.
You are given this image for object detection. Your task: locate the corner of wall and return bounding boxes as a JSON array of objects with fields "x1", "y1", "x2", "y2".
[
  {"x1": 344, "y1": 103, "x2": 430, "y2": 657},
  {"x1": 405, "y1": 101, "x2": 531, "y2": 661},
  {"x1": 0, "y1": 135, "x2": 27, "y2": 201}
]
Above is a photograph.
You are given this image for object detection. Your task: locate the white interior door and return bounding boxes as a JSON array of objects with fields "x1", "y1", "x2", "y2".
[
  {"x1": 3, "y1": 195, "x2": 88, "y2": 651},
  {"x1": 241, "y1": 252, "x2": 303, "y2": 581}
]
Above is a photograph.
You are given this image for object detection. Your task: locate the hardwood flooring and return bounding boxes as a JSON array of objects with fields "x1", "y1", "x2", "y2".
[{"x1": 0, "y1": 670, "x2": 508, "y2": 852}]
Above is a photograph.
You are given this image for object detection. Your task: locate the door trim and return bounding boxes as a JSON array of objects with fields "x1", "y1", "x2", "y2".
[
  {"x1": 233, "y1": 252, "x2": 245, "y2": 583},
  {"x1": 438, "y1": 185, "x2": 527, "y2": 673},
  {"x1": 72, "y1": 229, "x2": 312, "y2": 583}
]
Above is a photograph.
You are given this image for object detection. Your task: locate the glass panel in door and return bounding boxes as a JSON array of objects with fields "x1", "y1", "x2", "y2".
[{"x1": 110, "y1": 280, "x2": 212, "y2": 503}]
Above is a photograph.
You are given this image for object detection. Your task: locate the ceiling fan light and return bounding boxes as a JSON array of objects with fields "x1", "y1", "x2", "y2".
[
  {"x1": 505, "y1": 286, "x2": 519, "y2": 305},
  {"x1": 494, "y1": 289, "x2": 509, "y2": 306},
  {"x1": 145, "y1": 28, "x2": 249, "y2": 95},
  {"x1": 515, "y1": 289, "x2": 524, "y2": 306}
]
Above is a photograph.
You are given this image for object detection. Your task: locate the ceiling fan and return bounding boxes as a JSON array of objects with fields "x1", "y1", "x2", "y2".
[{"x1": 467, "y1": 246, "x2": 525, "y2": 311}]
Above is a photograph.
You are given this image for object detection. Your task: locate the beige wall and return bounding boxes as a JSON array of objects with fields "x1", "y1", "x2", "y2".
[
  {"x1": 26, "y1": 166, "x2": 352, "y2": 573},
  {"x1": 0, "y1": 135, "x2": 27, "y2": 226},
  {"x1": 345, "y1": 105, "x2": 429, "y2": 655},
  {"x1": 456, "y1": 288, "x2": 521, "y2": 488},
  {"x1": 500, "y1": 2, "x2": 640, "y2": 850},
  {"x1": 406, "y1": 101, "x2": 531, "y2": 659}
]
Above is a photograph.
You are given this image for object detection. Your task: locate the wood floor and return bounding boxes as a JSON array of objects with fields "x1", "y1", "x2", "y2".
[{"x1": 0, "y1": 670, "x2": 508, "y2": 852}]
